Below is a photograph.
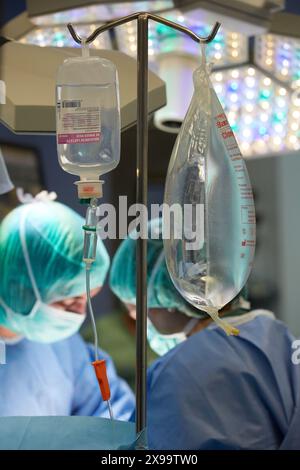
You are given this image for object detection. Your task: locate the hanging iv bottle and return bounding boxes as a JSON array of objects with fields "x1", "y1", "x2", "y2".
[{"x1": 56, "y1": 46, "x2": 120, "y2": 199}]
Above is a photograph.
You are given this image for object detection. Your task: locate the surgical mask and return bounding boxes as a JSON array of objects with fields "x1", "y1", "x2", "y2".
[
  {"x1": 0, "y1": 205, "x2": 86, "y2": 343},
  {"x1": 0, "y1": 150, "x2": 13, "y2": 195},
  {"x1": 147, "y1": 317, "x2": 199, "y2": 356},
  {"x1": 0, "y1": 298, "x2": 86, "y2": 343},
  {"x1": 147, "y1": 249, "x2": 199, "y2": 356}
]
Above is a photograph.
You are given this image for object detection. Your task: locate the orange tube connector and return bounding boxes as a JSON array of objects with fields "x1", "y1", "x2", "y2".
[{"x1": 92, "y1": 359, "x2": 111, "y2": 402}]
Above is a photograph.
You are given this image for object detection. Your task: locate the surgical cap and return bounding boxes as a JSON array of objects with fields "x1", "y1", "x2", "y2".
[
  {"x1": 110, "y1": 218, "x2": 205, "y2": 318},
  {"x1": 0, "y1": 200, "x2": 110, "y2": 320}
]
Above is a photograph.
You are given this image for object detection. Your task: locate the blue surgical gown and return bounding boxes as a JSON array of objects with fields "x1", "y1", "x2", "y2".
[
  {"x1": 0, "y1": 333, "x2": 135, "y2": 420},
  {"x1": 147, "y1": 310, "x2": 300, "y2": 450}
]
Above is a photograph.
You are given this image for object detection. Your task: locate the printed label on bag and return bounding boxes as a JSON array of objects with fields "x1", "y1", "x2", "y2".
[
  {"x1": 57, "y1": 99, "x2": 101, "y2": 144},
  {"x1": 213, "y1": 109, "x2": 256, "y2": 264}
]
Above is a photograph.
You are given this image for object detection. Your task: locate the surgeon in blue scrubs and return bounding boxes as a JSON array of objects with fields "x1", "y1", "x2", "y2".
[
  {"x1": 0, "y1": 194, "x2": 134, "y2": 420},
  {"x1": 110, "y1": 218, "x2": 300, "y2": 450}
]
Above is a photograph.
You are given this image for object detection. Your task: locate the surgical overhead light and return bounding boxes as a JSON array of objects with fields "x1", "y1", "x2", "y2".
[
  {"x1": 210, "y1": 66, "x2": 300, "y2": 157},
  {"x1": 116, "y1": 13, "x2": 248, "y2": 66},
  {"x1": 19, "y1": 24, "x2": 111, "y2": 49},
  {"x1": 1, "y1": 12, "x2": 112, "y2": 50},
  {"x1": 0, "y1": 41, "x2": 166, "y2": 133},
  {"x1": 26, "y1": 1, "x2": 175, "y2": 25},
  {"x1": 255, "y1": 33, "x2": 300, "y2": 84},
  {"x1": 25, "y1": 0, "x2": 284, "y2": 32},
  {"x1": 115, "y1": 11, "x2": 248, "y2": 133},
  {"x1": 4, "y1": 0, "x2": 300, "y2": 157}
]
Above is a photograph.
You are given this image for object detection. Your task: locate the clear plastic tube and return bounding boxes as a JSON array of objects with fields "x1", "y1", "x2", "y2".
[
  {"x1": 86, "y1": 266, "x2": 99, "y2": 361},
  {"x1": 84, "y1": 199, "x2": 113, "y2": 420}
]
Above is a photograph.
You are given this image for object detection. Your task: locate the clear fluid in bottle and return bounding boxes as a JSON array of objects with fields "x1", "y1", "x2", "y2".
[{"x1": 56, "y1": 83, "x2": 120, "y2": 178}]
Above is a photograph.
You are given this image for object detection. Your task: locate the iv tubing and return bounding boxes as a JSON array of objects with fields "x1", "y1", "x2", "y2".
[
  {"x1": 86, "y1": 266, "x2": 99, "y2": 362},
  {"x1": 86, "y1": 266, "x2": 113, "y2": 420},
  {"x1": 84, "y1": 201, "x2": 114, "y2": 420}
]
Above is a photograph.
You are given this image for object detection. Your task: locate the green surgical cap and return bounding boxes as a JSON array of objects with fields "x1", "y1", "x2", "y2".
[
  {"x1": 0, "y1": 200, "x2": 110, "y2": 318},
  {"x1": 110, "y1": 218, "x2": 204, "y2": 317}
]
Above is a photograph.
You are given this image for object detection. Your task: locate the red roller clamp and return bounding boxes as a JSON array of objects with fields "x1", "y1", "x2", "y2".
[{"x1": 92, "y1": 359, "x2": 111, "y2": 401}]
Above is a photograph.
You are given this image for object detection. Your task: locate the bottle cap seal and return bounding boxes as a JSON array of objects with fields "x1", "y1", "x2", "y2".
[{"x1": 75, "y1": 180, "x2": 103, "y2": 199}]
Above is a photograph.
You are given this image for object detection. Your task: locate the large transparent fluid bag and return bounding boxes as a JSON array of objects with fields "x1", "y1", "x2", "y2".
[{"x1": 163, "y1": 61, "x2": 256, "y2": 335}]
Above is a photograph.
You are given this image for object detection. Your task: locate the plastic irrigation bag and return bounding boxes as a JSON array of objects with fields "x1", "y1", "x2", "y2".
[{"x1": 163, "y1": 45, "x2": 256, "y2": 336}]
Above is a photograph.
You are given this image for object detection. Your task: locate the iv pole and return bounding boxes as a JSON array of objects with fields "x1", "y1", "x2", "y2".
[{"x1": 67, "y1": 12, "x2": 220, "y2": 440}]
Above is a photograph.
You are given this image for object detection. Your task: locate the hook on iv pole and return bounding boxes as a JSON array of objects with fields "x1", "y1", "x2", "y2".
[{"x1": 67, "y1": 12, "x2": 221, "y2": 46}]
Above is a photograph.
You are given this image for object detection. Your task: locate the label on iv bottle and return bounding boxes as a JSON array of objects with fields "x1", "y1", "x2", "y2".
[{"x1": 57, "y1": 98, "x2": 101, "y2": 144}]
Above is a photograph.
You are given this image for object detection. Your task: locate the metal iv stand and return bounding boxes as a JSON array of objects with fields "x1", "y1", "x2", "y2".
[{"x1": 67, "y1": 12, "x2": 220, "y2": 444}]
